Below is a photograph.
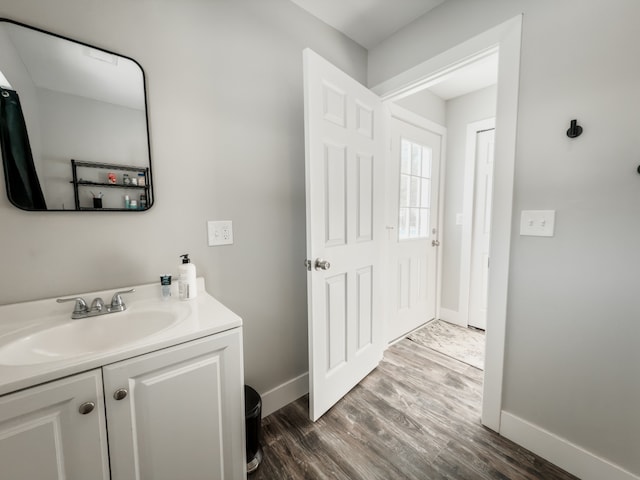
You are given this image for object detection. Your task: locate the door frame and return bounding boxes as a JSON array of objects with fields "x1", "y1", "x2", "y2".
[
  {"x1": 458, "y1": 117, "x2": 496, "y2": 329},
  {"x1": 385, "y1": 103, "x2": 447, "y2": 344},
  {"x1": 371, "y1": 15, "x2": 522, "y2": 432}
]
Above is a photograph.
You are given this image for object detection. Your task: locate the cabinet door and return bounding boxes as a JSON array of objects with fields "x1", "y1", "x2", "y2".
[
  {"x1": 0, "y1": 370, "x2": 110, "y2": 480},
  {"x1": 104, "y1": 329, "x2": 246, "y2": 480}
]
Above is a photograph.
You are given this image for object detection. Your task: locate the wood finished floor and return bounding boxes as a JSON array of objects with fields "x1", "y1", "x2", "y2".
[{"x1": 250, "y1": 336, "x2": 579, "y2": 480}]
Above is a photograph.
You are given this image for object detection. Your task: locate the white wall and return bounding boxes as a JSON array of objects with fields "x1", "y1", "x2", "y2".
[
  {"x1": 441, "y1": 85, "x2": 496, "y2": 312},
  {"x1": 370, "y1": 0, "x2": 640, "y2": 476},
  {"x1": 394, "y1": 88, "x2": 446, "y2": 126},
  {"x1": 0, "y1": 0, "x2": 366, "y2": 401}
]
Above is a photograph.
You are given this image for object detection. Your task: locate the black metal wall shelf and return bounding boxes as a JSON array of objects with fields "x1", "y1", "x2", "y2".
[
  {"x1": 70, "y1": 159, "x2": 151, "y2": 211},
  {"x1": 72, "y1": 180, "x2": 148, "y2": 190}
]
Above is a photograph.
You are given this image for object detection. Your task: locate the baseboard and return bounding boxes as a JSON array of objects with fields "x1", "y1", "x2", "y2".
[
  {"x1": 439, "y1": 308, "x2": 465, "y2": 327},
  {"x1": 500, "y1": 411, "x2": 639, "y2": 480},
  {"x1": 260, "y1": 372, "x2": 309, "y2": 418}
]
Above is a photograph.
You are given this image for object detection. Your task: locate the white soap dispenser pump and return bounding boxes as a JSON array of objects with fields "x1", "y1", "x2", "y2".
[{"x1": 178, "y1": 254, "x2": 197, "y2": 300}]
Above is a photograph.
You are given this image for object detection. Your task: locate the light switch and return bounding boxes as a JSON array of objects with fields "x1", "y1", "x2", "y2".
[
  {"x1": 456, "y1": 213, "x2": 463, "y2": 226},
  {"x1": 520, "y1": 210, "x2": 555, "y2": 237}
]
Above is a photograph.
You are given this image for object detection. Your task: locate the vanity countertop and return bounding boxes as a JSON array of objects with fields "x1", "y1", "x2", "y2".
[{"x1": 0, "y1": 278, "x2": 242, "y2": 396}]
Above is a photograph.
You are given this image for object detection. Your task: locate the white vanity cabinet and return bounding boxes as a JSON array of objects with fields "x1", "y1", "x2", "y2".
[
  {"x1": 0, "y1": 369, "x2": 110, "y2": 480},
  {"x1": 104, "y1": 328, "x2": 246, "y2": 480},
  {"x1": 0, "y1": 328, "x2": 245, "y2": 480}
]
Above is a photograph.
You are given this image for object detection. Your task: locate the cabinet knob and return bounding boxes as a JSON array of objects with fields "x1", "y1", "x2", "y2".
[
  {"x1": 113, "y1": 388, "x2": 128, "y2": 401},
  {"x1": 78, "y1": 401, "x2": 95, "y2": 415}
]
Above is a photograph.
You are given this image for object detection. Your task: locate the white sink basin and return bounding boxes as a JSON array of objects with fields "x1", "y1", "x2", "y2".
[{"x1": 0, "y1": 308, "x2": 185, "y2": 366}]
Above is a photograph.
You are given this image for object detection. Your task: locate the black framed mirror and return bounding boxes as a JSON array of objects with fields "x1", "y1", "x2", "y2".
[{"x1": 0, "y1": 19, "x2": 152, "y2": 211}]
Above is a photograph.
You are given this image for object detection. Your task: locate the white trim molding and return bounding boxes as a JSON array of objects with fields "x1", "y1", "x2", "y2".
[
  {"x1": 438, "y1": 307, "x2": 463, "y2": 327},
  {"x1": 260, "y1": 372, "x2": 309, "y2": 418},
  {"x1": 372, "y1": 46, "x2": 499, "y2": 103},
  {"x1": 501, "y1": 412, "x2": 640, "y2": 480}
]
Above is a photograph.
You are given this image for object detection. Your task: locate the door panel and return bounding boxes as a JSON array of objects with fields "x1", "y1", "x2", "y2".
[
  {"x1": 304, "y1": 49, "x2": 385, "y2": 421},
  {"x1": 387, "y1": 116, "x2": 443, "y2": 342},
  {"x1": 104, "y1": 331, "x2": 245, "y2": 480},
  {"x1": 325, "y1": 143, "x2": 347, "y2": 245},
  {"x1": 356, "y1": 266, "x2": 374, "y2": 351},
  {"x1": 326, "y1": 272, "x2": 348, "y2": 372},
  {"x1": 357, "y1": 154, "x2": 374, "y2": 241}
]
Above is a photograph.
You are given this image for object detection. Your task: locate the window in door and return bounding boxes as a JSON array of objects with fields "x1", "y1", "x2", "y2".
[{"x1": 399, "y1": 138, "x2": 432, "y2": 240}]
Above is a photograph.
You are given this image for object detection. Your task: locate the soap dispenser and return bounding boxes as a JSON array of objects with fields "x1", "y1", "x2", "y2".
[{"x1": 178, "y1": 254, "x2": 197, "y2": 300}]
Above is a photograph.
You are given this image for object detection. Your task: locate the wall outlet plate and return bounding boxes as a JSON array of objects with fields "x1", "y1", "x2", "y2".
[{"x1": 207, "y1": 220, "x2": 233, "y2": 246}]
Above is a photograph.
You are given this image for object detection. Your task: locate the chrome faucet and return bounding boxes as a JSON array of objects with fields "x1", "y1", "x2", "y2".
[{"x1": 57, "y1": 288, "x2": 135, "y2": 319}]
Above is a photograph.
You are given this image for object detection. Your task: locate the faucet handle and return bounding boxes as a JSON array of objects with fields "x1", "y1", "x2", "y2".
[
  {"x1": 110, "y1": 288, "x2": 135, "y2": 310},
  {"x1": 90, "y1": 297, "x2": 105, "y2": 312},
  {"x1": 56, "y1": 296, "x2": 89, "y2": 316}
]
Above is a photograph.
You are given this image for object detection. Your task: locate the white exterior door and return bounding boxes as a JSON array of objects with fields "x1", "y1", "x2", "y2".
[
  {"x1": 468, "y1": 128, "x2": 495, "y2": 330},
  {"x1": 0, "y1": 370, "x2": 110, "y2": 480},
  {"x1": 304, "y1": 49, "x2": 385, "y2": 421},
  {"x1": 386, "y1": 113, "x2": 444, "y2": 342},
  {"x1": 103, "y1": 331, "x2": 246, "y2": 480}
]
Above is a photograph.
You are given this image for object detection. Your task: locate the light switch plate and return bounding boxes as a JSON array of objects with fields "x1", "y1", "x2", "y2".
[
  {"x1": 207, "y1": 220, "x2": 233, "y2": 246},
  {"x1": 456, "y1": 213, "x2": 464, "y2": 226},
  {"x1": 520, "y1": 210, "x2": 555, "y2": 237}
]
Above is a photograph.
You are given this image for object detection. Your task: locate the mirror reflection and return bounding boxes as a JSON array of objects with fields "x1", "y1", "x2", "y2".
[{"x1": 0, "y1": 19, "x2": 152, "y2": 211}]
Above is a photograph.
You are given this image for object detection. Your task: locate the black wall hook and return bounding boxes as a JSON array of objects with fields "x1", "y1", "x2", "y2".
[{"x1": 566, "y1": 119, "x2": 583, "y2": 138}]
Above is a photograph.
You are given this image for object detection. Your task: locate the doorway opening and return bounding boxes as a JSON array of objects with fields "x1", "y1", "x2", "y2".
[
  {"x1": 385, "y1": 52, "x2": 498, "y2": 342},
  {"x1": 373, "y1": 15, "x2": 522, "y2": 431},
  {"x1": 384, "y1": 58, "x2": 497, "y2": 382}
]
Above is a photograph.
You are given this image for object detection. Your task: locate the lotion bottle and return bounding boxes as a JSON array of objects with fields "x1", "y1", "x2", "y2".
[{"x1": 178, "y1": 254, "x2": 197, "y2": 300}]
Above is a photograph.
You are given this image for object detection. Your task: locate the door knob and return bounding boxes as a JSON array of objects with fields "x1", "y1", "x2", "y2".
[
  {"x1": 314, "y1": 258, "x2": 331, "y2": 271},
  {"x1": 78, "y1": 401, "x2": 95, "y2": 415},
  {"x1": 113, "y1": 388, "x2": 128, "y2": 400},
  {"x1": 432, "y1": 240, "x2": 440, "y2": 247}
]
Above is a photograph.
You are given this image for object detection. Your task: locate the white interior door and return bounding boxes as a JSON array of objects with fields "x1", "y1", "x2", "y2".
[
  {"x1": 468, "y1": 128, "x2": 495, "y2": 330},
  {"x1": 303, "y1": 49, "x2": 385, "y2": 421},
  {"x1": 386, "y1": 113, "x2": 443, "y2": 342}
]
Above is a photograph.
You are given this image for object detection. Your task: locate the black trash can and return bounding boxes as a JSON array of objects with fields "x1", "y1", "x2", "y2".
[{"x1": 244, "y1": 385, "x2": 263, "y2": 473}]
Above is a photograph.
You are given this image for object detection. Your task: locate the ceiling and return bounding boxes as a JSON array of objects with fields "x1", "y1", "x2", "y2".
[
  {"x1": 290, "y1": 0, "x2": 447, "y2": 49},
  {"x1": 291, "y1": 0, "x2": 497, "y2": 101}
]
